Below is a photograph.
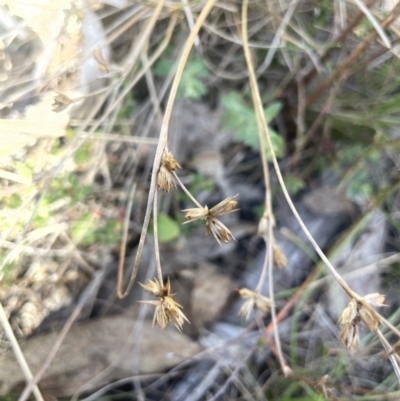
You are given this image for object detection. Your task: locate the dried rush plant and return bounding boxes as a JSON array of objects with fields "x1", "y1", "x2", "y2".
[{"x1": 240, "y1": 0, "x2": 400, "y2": 383}]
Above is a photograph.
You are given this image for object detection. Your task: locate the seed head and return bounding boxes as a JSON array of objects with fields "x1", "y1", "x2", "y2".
[
  {"x1": 183, "y1": 195, "x2": 238, "y2": 246},
  {"x1": 139, "y1": 277, "x2": 173, "y2": 298},
  {"x1": 273, "y1": 244, "x2": 288, "y2": 269},
  {"x1": 205, "y1": 218, "x2": 234, "y2": 246},
  {"x1": 238, "y1": 288, "x2": 272, "y2": 320},
  {"x1": 138, "y1": 277, "x2": 189, "y2": 331},
  {"x1": 157, "y1": 150, "x2": 181, "y2": 192},
  {"x1": 162, "y1": 296, "x2": 189, "y2": 331},
  {"x1": 209, "y1": 195, "x2": 238, "y2": 218},
  {"x1": 359, "y1": 292, "x2": 385, "y2": 332},
  {"x1": 362, "y1": 293, "x2": 386, "y2": 307},
  {"x1": 184, "y1": 206, "x2": 209, "y2": 222},
  {"x1": 339, "y1": 294, "x2": 385, "y2": 349},
  {"x1": 339, "y1": 299, "x2": 360, "y2": 350}
]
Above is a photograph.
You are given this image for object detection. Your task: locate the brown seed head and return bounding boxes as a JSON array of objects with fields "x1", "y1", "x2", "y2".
[
  {"x1": 205, "y1": 218, "x2": 235, "y2": 246},
  {"x1": 339, "y1": 299, "x2": 358, "y2": 326},
  {"x1": 157, "y1": 150, "x2": 181, "y2": 192},
  {"x1": 339, "y1": 299, "x2": 360, "y2": 350},
  {"x1": 359, "y1": 307, "x2": 378, "y2": 332},
  {"x1": 340, "y1": 321, "x2": 359, "y2": 350},
  {"x1": 183, "y1": 196, "x2": 238, "y2": 246},
  {"x1": 139, "y1": 277, "x2": 172, "y2": 298},
  {"x1": 358, "y1": 292, "x2": 385, "y2": 332},
  {"x1": 209, "y1": 195, "x2": 239, "y2": 218},
  {"x1": 238, "y1": 288, "x2": 272, "y2": 320},
  {"x1": 163, "y1": 296, "x2": 189, "y2": 331},
  {"x1": 183, "y1": 206, "x2": 209, "y2": 222},
  {"x1": 138, "y1": 277, "x2": 189, "y2": 331},
  {"x1": 162, "y1": 150, "x2": 181, "y2": 171},
  {"x1": 362, "y1": 293, "x2": 386, "y2": 307},
  {"x1": 273, "y1": 244, "x2": 288, "y2": 269}
]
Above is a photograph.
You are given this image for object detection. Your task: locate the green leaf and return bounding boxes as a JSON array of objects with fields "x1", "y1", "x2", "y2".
[
  {"x1": 156, "y1": 213, "x2": 180, "y2": 243},
  {"x1": 264, "y1": 102, "x2": 282, "y2": 122},
  {"x1": 221, "y1": 91, "x2": 284, "y2": 159},
  {"x1": 15, "y1": 162, "x2": 32, "y2": 180},
  {"x1": 70, "y1": 214, "x2": 98, "y2": 245},
  {"x1": 283, "y1": 174, "x2": 305, "y2": 194},
  {"x1": 154, "y1": 57, "x2": 209, "y2": 100}
]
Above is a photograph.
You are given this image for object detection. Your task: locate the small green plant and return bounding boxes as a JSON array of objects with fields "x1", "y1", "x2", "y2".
[
  {"x1": 221, "y1": 91, "x2": 283, "y2": 159},
  {"x1": 283, "y1": 174, "x2": 306, "y2": 195},
  {"x1": 154, "y1": 56, "x2": 209, "y2": 100},
  {"x1": 149, "y1": 213, "x2": 180, "y2": 243}
]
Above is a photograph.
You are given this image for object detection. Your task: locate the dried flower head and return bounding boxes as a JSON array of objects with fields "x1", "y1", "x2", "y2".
[
  {"x1": 338, "y1": 293, "x2": 385, "y2": 350},
  {"x1": 139, "y1": 277, "x2": 173, "y2": 298},
  {"x1": 273, "y1": 244, "x2": 288, "y2": 269},
  {"x1": 183, "y1": 195, "x2": 238, "y2": 246},
  {"x1": 209, "y1": 195, "x2": 238, "y2": 218},
  {"x1": 359, "y1": 292, "x2": 385, "y2": 332},
  {"x1": 238, "y1": 288, "x2": 272, "y2": 320},
  {"x1": 339, "y1": 299, "x2": 360, "y2": 350},
  {"x1": 139, "y1": 277, "x2": 189, "y2": 331},
  {"x1": 52, "y1": 93, "x2": 73, "y2": 112},
  {"x1": 205, "y1": 218, "x2": 234, "y2": 245},
  {"x1": 184, "y1": 206, "x2": 209, "y2": 221},
  {"x1": 162, "y1": 296, "x2": 189, "y2": 331},
  {"x1": 362, "y1": 293, "x2": 386, "y2": 307},
  {"x1": 157, "y1": 150, "x2": 181, "y2": 192}
]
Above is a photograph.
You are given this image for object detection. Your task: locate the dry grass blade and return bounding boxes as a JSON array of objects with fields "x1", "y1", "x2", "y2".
[
  {"x1": 0, "y1": 303, "x2": 44, "y2": 401},
  {"x1": 352, "y1": 0, "x2": 391, "y2": 48}
]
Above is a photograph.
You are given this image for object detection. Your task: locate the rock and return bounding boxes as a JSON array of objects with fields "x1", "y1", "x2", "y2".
[{"x1": 0, "y1": 306, "x2": 201, "y2": 398}]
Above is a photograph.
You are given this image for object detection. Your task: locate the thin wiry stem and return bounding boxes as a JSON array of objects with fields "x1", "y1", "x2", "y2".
[
  {"x1": 352, "y1": 0, "x2": 391, "y2": 48},
  {"x1": 376, "y1": 329, "x2": 400, "y2": 383},
  {"x1": 266, "y1": 221, "x2": 289, "y2": 375},
  {"x1": 0, "y1": 302, "x2": 44, "y2": 401},
  {"x1": 116, "y1": 183, "x2": 137, "y2": 299},
  {"x1": 242, "y1": 0, "x2": 287, "y2": 374},
  {"x1": 153, "y1": 190, "x2": 164, "y2": 285},
  {"x1": 173, "y1": 171, "x2": 203, "y2": 208}
]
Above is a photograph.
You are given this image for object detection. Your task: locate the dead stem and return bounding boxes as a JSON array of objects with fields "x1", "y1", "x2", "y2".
[
  {"x1": 153, "y1": 190, "x2": 164, "y2": 285},
  {"x1": 173, "y1": 171, "x2": 203, "y2": 208},
  {"x1": 242, "y1": 0, "x2": 288, "y2": 375},
  {"x1": 0, "y1": 303, "x2": 44, "y2": 401}
]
